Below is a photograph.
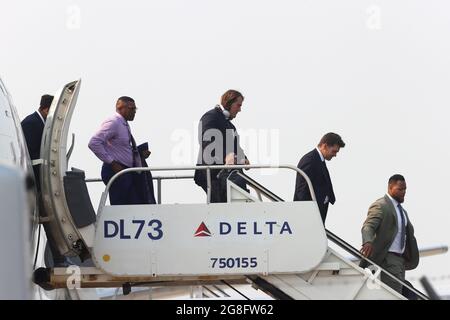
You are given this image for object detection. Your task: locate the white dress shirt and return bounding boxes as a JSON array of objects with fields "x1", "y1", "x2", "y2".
[
  {"x1": 386, "y1": 193, "x2": 408, "y2": 254},
  {"x1": 316, "y1": 147, "x2": 330, "y2": 204},
  {"x1": 316, "y1": 147, "x2": 329, "y2": 204},
  {"x1": 36, "y1": 110, "x2": 45, "y2": 124},
  {"x1": 316, "y1": 147, "x2": 325, "y2": 162}
]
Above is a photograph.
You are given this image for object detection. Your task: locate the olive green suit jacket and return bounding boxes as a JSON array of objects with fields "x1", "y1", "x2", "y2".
[{"x1": 360, "y1": 195, "x2": 419, "y2": 270}]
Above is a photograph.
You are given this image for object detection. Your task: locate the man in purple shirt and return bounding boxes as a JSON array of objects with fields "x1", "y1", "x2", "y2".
[{"x1": 89, "y1": 96, "x2": 151, "y2": 205}]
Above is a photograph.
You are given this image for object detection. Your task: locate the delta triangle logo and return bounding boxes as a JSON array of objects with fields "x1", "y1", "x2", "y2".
[{"x1": 194, "y1": 222, "x2": 211, "y2": 237}]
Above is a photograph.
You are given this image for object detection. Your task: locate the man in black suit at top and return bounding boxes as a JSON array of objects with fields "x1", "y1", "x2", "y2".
[
  {"x1": 21, "y1": 94, "x2": 54, "y2": 189},
  {"x1": 21, "y1": 94, "x2": 69, "y2": 267},
  {"x1": 194, "y1": 89, "x2": 249, "y2": 203},
  {"x1": 293, "y1": 132, "x2": 345, "y2": 224}
]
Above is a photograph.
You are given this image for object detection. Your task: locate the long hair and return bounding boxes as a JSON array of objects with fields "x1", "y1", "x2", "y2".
[{"x1": 221, "y1": 90, "x2": 244, "y2": 110}]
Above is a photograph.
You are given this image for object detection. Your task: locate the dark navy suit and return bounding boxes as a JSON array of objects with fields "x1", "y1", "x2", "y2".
[
  {"x1": 21, "y1": 111, "x2": 67, "y2": 265},
  {"x1": 194, "y1": 107, "x2": 246, "y2": 202},
  {"x1": 293, "y1": 149, "x2": 335, "y2": 223},
  {"x1": 21, "y1": 111, "x2": 45, "y2": 188}
]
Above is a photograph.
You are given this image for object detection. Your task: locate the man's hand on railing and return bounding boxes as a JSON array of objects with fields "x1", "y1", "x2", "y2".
[
  {"x1": 360, "y1": 242, "x2": 373, "y2": 258},
  {"x1": 244, "y1": 158, "x2": 250, "y2": 170},
  {"x1": 225, "y1": 153, "x2": 235, "y2": 165}
]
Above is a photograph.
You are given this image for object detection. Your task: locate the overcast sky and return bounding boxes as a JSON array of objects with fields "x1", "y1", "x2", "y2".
[{"x1": 2, "y1": 0, "x2": 450, "y2": 293}]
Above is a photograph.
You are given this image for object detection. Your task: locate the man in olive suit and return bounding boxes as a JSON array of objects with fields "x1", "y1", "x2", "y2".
[{"x1": 360, "y1": 174, "x2": 419, "y2": 294}]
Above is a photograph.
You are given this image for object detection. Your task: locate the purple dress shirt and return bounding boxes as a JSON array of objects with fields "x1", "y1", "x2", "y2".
[{"x1": 88, "y1": 112, "x2": 141, "y2": 168}]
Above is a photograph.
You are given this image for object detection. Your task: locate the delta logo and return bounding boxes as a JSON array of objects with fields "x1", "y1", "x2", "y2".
[
  {"x1": 194, "y1": 222, "x2": 211, "y2": 237},
  {"x1": 194, "y1": 220, "x2": 293, "y2": 237}
]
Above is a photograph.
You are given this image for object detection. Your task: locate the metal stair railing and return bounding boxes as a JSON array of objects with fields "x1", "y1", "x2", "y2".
[
  {"x1": 231, "y1": 170, "x2": 429, "y2": 300},
  {"x1": 95, "y1": 165, "x2": 429, "y2": 300}
]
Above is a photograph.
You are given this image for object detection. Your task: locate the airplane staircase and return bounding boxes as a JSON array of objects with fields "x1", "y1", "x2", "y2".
[
  {"x1": 226, "y1": 170, "x2": 428, "y2": 300},
  {"x1": 32, "y1": 80, "x2": 429, "y2": 300}
]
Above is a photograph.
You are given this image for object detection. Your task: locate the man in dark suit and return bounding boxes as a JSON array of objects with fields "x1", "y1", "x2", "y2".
[
  {"x1": 360, "y1": 174, "x2": 419, "y2": 294},
  {"x1": 21, "y1": 94, "x2": 54, "y2": 190},
  {"x1": 194, "y1": 89, "x2": 249, "y2": 203},
  {"x1": 293, "y1": 132, "x2": 345, "y2": 223},
  {"x1": 21, "y1": 94, "x2": 69, "y2": 267}
]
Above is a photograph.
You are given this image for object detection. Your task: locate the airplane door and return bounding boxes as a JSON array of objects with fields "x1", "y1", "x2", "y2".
[{"x1": 39, "y1": 80, "x2": 89, "y2": 258}]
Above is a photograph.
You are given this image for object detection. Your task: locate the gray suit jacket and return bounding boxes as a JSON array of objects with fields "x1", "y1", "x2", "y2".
[{"x1": 360, "y1": 195, "x2": 419, "y2": 270}]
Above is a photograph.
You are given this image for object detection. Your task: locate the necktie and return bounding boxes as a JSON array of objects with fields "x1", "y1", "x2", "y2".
[
  {"x1": 322, "y1": 161, "x2": 330, "y2": 183},
  {"x1": 322, "y1": 161, "x2": 333, "y2": 199},
  {"x1": 397, "y1": 204, "x2": 406, "y2": 250},
  {"x1": 127, "y1": 124, "x2": 139, "y2": 167}
]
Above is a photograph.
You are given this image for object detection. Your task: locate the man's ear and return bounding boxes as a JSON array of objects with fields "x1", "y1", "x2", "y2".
[{"x1": 42, "y1": 108, "x2": 50, "y2": 118}]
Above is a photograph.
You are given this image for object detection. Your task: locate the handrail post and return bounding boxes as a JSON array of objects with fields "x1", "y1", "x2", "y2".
[
  {"x1": 157, "y1": 178, "x2": 162, "y2": 204},
  {"x1": 206, "y1": 168, "x2": 211, "y2": 204}
]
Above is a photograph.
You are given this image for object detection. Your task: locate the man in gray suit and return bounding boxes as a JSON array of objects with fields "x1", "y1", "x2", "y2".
[{"x1": 360, "y1": 174, "x2": 419, "y2": 294}]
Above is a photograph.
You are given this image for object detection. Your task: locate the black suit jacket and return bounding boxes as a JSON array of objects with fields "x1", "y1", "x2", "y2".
[
  {"x1": 293, "y1": 149, "x2": 335, "y2": 222},
  {"x1": 194, "y1": 107, "x2": 245, "y2": 190},
  {"x1": 21, "y1": 111, "x2": 44, "y2": 160},
  {"x1": 21, "y1": 111, "x2": 45, "y2": 190}
]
